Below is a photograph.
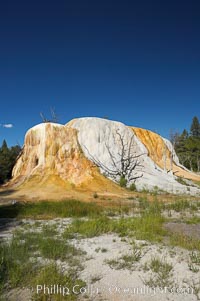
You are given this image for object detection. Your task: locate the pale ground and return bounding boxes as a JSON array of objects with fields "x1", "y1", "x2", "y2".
[
  {"x1": 1, "y1": 216, "x2": 200, "y2": 301},
  {"x1": 75, "y1": 235, "x2": 198, "y2": 301}
]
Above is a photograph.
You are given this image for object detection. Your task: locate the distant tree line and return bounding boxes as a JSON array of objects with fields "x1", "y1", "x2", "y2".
[
  {"x1": 172, "y1": 116, "x2": 200, "y2": 172},
  {"x1": 0, "y1": 140, "x2": 21, "y2": 184}
]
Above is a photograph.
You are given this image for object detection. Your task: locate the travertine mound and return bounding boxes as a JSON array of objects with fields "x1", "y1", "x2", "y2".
[{"x1": 11, "y1": 117, "x2": 200, "y2": 197}]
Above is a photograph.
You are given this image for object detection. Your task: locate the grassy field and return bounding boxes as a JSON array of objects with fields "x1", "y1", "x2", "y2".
[
  {"x1": 1, "y1": 196, "x2": 200, "y2": 300},
  {"x1": 0, "y1": 199, "x2": 104, "y2": 219}
]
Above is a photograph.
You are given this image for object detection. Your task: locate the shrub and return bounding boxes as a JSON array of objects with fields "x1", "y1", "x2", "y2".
[
  {"x1": 93, "y1": 192, "x2": 98, "y2": 198},
  {"x1": 119, "y1": 176, "x2": 127, "y2": 187},
  {"x1": 129, "y1": 183, "x2": 137, "y2": 191}
]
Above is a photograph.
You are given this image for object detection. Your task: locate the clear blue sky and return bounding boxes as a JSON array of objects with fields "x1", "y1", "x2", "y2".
[{"x1": 0, "y1": 0, "x2": 200, "y2": 146}]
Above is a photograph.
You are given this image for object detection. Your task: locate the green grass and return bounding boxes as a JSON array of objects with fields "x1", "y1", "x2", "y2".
[
  {"x1": 0, "y1": 200, "x2": 103, "y2": 219},
  {"x1": 1, "y1": 196, "x2": 199, "y2": 220},
  {"x1": 63, "y1": 207, "x2": 166, "y2": 242},
  {"x1": 0, "y1": 235, "x2": 37, "y2": 289},
  {"x1": 185, "y1": 216, "x2": 200, "y2": 224},
  {"x1": 41, "y1": 224, "x2": 58, "y2": 236},
  {"x1": 12, "y1": 228, "x2": 83, "y2": 261},
  {"x1": 60, "y1": 199, "x2": 200, "y2": 251},
  {"x1": 164, "y1": 199, "x2": 197, "y2": 212},
  {"x1": 64, "y1": 216, "x2": 113, "y2": 239},
  {"x1": 170, "y1": 233, "x2": 200, "y2": 251},
  {"x1": 149, "y1": 257, "x2": 173, "y2": 274},
  {"x1": 107, "y1": 246, "x2": 142, "y2": 270},
  {"x1": 39, "y1": 237, "x2": 79, "y2": 260},
  {"x1": 0, "y1": 224, "x2": 85, "y2": 298},
  {"x1": 2, "y1": 196, "x2": 200, "y2": 299},
  {"x1": 189, "y1": 251, "x2": 200, "y2": 265},
  {"x1": 188, "y1": 251, "x2": 200, "y2": 273},
  {"x1": 136, "y1": 216, "x2": 165, "y2": 241},
  {"x1": 138, "y1": 197, "x2": 164, "y2": 212},
  {"x1": 144, "y1": 257, "x2": 173, "y2": 289},
  {"x1": 31, "y1": 264, "x2": 85, "y2": 301}
]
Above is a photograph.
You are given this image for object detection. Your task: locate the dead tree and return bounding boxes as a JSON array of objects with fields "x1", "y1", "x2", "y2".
[
  {"x1": 50, "y1": 107, "x2": 58, "y2": 123},
  {"x1": 40, "y1": 112, "x2": 49, "y2": 123},
  {"x1": 197, "y1": 154, "x2": 200, "y2": 173},
  {"x1": 83, "y1": 129, "x2": 144, "y2": 184},
  {"x1": 163, "y1": 143, "x2": 167, "y2": 172},
  {"x1": 40, "y1": 107, "x2": 58, "y2": 123},
  {"x1": 169, "y1": 129, "x2": 180, "y2": 172}
]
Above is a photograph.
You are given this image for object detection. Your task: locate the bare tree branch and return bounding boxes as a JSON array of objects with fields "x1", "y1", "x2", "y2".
[{"x1": 82, "y1": 129, "x2": 145, "y2": 185}]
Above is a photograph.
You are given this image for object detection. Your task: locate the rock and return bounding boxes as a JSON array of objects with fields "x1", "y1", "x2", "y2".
[
  {"x1": 11, "y1": 117, "x2": 200, "y2": 196},
  {"x1": 69, "y1": 118, "x2": 200, "y2": 195},
  {"x1": 12, "y1": 122, "x2": 95, "y2": 185}
]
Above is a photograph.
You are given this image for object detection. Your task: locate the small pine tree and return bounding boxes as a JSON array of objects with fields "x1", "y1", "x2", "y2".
[
  {"x1": 190, "y1": 116, "x2": 200, "y2": 137},
  {"x1": 181, "y1": 129, "x2": 189, "y2": 139},
  {"x1": 1, "y1": 139, "x2": 8, "y2": 153}
]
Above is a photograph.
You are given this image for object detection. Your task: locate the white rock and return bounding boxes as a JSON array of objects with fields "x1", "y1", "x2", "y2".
[{"x1": 70, "y1": 117, "x2": 200, "y2": 195}]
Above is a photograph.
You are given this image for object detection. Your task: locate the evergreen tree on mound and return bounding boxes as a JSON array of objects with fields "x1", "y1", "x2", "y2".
[
  {"x1": 0, "y1": 140, "x2": 21, "y2": 184},
  {"x1": 174, "y1": 116, "x2": 200, "y2": 172}
]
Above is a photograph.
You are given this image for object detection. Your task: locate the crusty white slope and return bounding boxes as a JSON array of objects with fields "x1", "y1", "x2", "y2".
[{"x1": 70, "y1": 117, "x2": 200, "y2": 195}]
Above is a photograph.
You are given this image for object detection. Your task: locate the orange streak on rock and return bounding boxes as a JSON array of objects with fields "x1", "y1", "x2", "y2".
[{"x1": 131, "y1": 127, "x2": 200, "y2": 182}]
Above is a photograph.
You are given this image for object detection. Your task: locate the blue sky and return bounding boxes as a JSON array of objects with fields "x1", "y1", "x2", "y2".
[{"x1": 0, "y1": 0, "x2": 200, "y2": 146}]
